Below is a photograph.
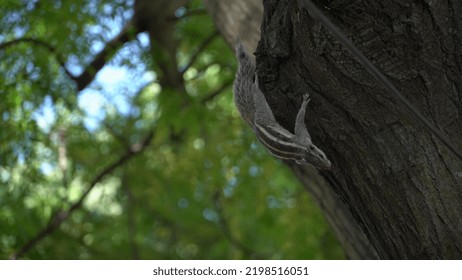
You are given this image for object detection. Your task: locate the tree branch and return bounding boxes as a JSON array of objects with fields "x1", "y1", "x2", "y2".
[
  {"x1": 180, "y1": 30, "x2": 219, "y2": 74},
  {"x1": 122, "y1": 169, "x2": 140, "y2": 259},
  {"x1": 9, "y1": 129, "x2": 155, "y2": 260},
  {"x1": 0, "y1": 37, "x2": 74, "y2": 80},
  {"x1": 0, "y1": 37, "x2": 53, "y2": 51},
  {"x1": 0, "y1": 21, "x2": 137, "y2": 92},
  {"x1": 212, "y1": 190, "x2": 265, "y2": 259},
  {"x1": 74, "y1": 21, "x2": 136, "y2": 91},
  {"x1": 201, "y1": 79, "x2": 233, "y2": 103}
]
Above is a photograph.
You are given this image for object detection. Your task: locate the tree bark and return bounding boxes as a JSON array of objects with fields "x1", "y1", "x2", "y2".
[{"x1": 206, "y1": 0, "x2": 462, "y2": 259}]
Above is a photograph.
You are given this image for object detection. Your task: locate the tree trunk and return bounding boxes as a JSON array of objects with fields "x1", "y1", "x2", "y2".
[
  {"x1": 206, "y1": 0, "x2": 462, "y2": 259},
  {"x1": 205, "y1": 0, "x2": 378, "y2": 260}
]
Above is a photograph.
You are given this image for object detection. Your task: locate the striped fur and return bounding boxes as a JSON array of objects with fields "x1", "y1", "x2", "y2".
[{"x1": 254, "y1": 123, "x2": 306, "y2": 161}]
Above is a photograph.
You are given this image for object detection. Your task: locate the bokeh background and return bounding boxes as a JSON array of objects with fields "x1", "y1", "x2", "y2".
[{"x1": 0, "y1": 0, "x2": 343, "y2": 259}]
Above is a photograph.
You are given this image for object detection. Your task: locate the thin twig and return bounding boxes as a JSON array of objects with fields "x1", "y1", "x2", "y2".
[{"x1": 0, "y1": 37, "x2": 53, "y2": 51}]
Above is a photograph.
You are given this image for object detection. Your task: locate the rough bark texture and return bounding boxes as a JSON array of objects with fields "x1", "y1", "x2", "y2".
[{"x1": 206, "y1": 0, "x2": 462, "y2": 259}]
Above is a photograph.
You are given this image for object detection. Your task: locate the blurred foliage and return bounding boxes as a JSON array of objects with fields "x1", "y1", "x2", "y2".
[{"x1": 0, "y1": 0, "x2": 343, "y2": 259}]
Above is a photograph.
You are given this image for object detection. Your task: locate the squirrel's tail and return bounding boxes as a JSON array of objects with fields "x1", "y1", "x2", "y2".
[
  {"x1": 235, "y1": 39, "x2": 255, "y2": 83},
  {"x1": 233, "y1": 39, "x2": 257, "y2": 125}
]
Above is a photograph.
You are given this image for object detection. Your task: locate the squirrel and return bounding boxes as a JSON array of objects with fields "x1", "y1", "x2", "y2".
[{"x1": 233, "y1": 40, "x2": 331, "y2": 170}]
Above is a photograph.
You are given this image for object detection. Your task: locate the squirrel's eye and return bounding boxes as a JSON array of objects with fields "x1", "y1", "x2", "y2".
[
  {"x1": 309, "y1": 146, "x2": 315, "y2": 151},
  {"x1": 319, "y1": 155, "x2": 324, "y2": 159}
]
